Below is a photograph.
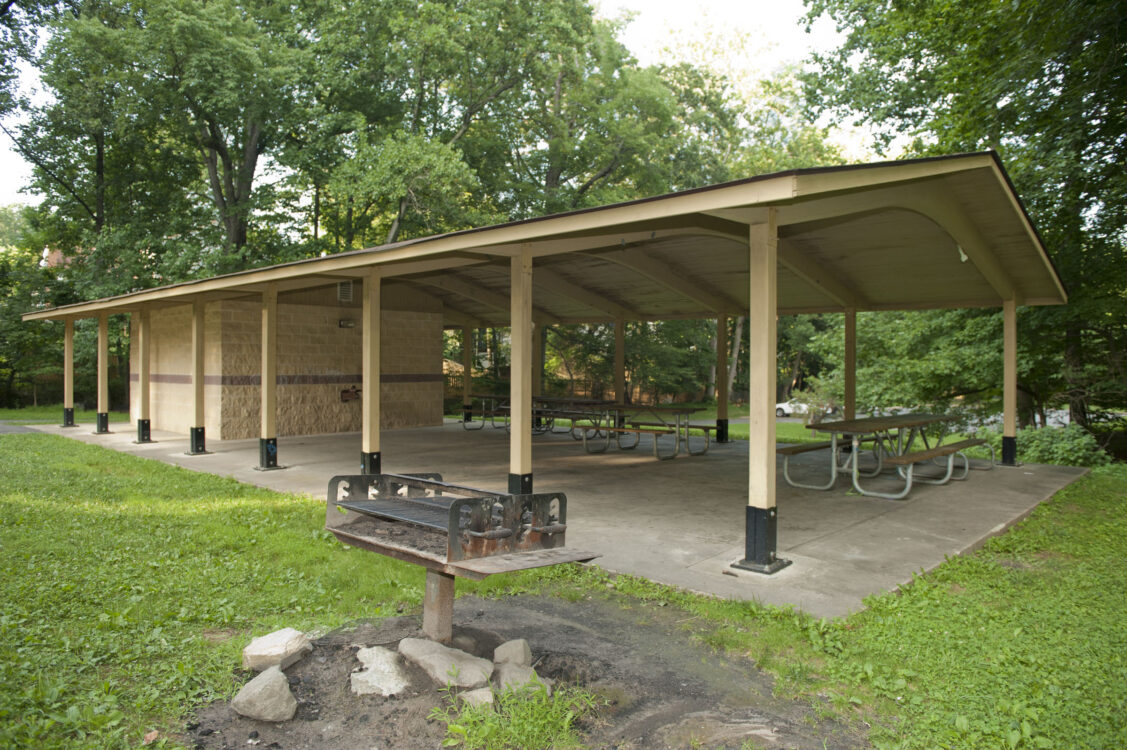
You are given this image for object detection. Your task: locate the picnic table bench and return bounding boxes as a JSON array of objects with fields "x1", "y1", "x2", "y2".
[
  {"x1": 581, "y1": 424, "x2": 677, "y2": 459},
  {"x1": 865, "y1": 437, "x2": 993, "y2": 499},
  {"x1": 781, "y1": 414, "x2": 994, "y2": 499}
]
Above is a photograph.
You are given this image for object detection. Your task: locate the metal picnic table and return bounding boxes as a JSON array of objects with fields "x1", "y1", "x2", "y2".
[
  {"x1": 780, "y1": 413, "x2": 989, "y2": 499},
  {"x1": 462, "y1": 394, "x2": 710, "y2": 457}
]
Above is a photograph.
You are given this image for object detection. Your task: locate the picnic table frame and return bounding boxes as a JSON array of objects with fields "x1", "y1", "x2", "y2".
[
  {"x1": 785, "y1": 413, "x2": 959, "y2": 496},
  {"x1": 462, "y1": 394, "x2": 710, "y2": 457}
]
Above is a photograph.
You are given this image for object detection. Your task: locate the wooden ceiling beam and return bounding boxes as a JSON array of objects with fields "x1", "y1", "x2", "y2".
[
  {"x1": 777, "y1": 238, "x2": 866, "y2": 309},
  {"x1": 777, "y1": 181, "x2": 1015, "y2": 301},
  {"x1": 590, "y1": 248, "x2": 742, "y2": 313},
  {"x1": 406, "y1": 273, "x2": 561, "y2": 325},
  {"x1": 532, "y1": 267, "x2": 640, "y2": 319}
]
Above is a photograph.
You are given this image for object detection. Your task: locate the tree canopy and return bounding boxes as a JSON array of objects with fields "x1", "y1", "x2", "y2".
[{"x1": 803, "y1": 0, "x2": 1127, "y2": 426}]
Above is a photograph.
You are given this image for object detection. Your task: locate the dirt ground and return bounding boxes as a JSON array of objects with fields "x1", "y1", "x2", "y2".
[{"x1": 186, "y1": 594, "x2": 867, "y2": 750}]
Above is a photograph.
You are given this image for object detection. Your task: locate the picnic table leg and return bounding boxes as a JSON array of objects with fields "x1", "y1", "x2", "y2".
[
  {"x1": 782, "y1": 435, "x2": 838, "y2": 490},
  {"x1": 851, "y1": 434, "x2": 915, "y2": 500}
]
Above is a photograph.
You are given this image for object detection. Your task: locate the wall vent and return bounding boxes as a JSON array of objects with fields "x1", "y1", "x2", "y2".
[{"x1": 337, "y1": 280, "x2": 354, "y2": 303}]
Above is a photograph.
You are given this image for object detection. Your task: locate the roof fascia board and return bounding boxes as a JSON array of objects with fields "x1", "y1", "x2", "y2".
[
  {"x1": 22, "y1": 179, "x2": 795, "y2": 322},
  {"x1": 790, "y1": 153, "x2": 996, "y2": 199},
  {"x1": 984, "y1": 159, "x2": 1068, "y2": 303}
]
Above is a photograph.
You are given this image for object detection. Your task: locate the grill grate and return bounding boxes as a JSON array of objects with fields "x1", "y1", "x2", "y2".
[{"x1": 338, "y1": 497, "x2": 450, "y2": 532}]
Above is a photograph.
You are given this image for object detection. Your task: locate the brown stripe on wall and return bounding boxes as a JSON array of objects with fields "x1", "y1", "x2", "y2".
[{"x1": 131, "y1": 373, "x2": 441, "y2": 385}]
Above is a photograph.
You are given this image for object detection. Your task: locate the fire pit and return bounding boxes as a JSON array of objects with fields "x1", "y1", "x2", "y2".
[{"x1": 326, "y1": 473, "x2": 596, "y2": 641}]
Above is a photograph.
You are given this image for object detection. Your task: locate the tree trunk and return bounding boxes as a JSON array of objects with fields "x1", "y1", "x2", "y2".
[
  {"x1": 94, "y1": 131, "x2": 105, "y2": 231},
  {"x1": 386, "y1": 196, "x2": 409, "y2": 244},
  {"x1": 727, "y1": 316, "x2": 743, "y2": 402},
  {"x1": 1063, "y1": 324, "x2": 1089, "y2": 428},
  {"x1": 1017, "y1": 386, "x2": 1036, "y2": 429},
  {"x1": 706, "y1": 331, "x2": 717, "y2": 400},
  {"x1": 312, "y1": 182, "x2": 320, "y2": 241}
]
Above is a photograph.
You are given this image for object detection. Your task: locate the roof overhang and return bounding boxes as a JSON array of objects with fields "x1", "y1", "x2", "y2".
[{"x1": 23, "y1": 151, "x2": 1066, "y2": 325}]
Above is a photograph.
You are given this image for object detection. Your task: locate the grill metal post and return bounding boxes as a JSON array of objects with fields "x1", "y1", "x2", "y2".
[{"x1": 423, "y1": 570, "x2": 455, "y2": 643}]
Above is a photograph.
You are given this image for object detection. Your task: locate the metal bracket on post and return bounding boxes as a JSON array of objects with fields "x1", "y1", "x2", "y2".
[
  {"x1": 95, "y1": 412, "x2": 110, "y2": 434},
  {"x1": 716, "y1": 418, "x2": 729, "y2": 443},
  {"x1": 62, "y1": 408, "x2": 75, "y2": 428},
  {"x1": 257, "y1": 437, "x2": 284, "y2": 471},
  {"x1": 134, "y1": 419, "x2": 153, "y2": 444},
  {"x1": 732, "y1": 507, "x2": 792, "y2": 575},
  {"x1": 508, "y1": 473, "x2": 532, "y2": 495},
  {"x1": 1001, "y1": 436, "x2": 1019, "y2": 466},
  {"x1": 187, "y1": 426, "x2": 209, "y2": 455},
  {"x1": 361, "y1": 451, "x2": 381, "y2": 475}
]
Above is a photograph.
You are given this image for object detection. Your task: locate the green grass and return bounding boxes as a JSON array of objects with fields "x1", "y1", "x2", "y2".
[
  {"x1": 0, "y1": 404, "x2": 130, "y2": 424},
  {"x1": 502, "y1": 467, "x2": 1127, "y2": 750},
  {"x1": 0, "y1": 434, "x2": 428, "y2": 748},
  {"x1": 1, "y1": 432, "x2": 1123, "y2": 749},
  {"x1": 428, "y1": 681, "x2": 600, "y2": 749}
]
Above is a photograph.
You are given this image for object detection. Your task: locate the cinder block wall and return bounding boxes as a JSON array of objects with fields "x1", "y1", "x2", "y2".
[
  {"x1": 128, "y1": 303, "x2": 223, "y2": 436},
  {"x1": 130, "y1": 281, "x2": 444, "y2": 439}
]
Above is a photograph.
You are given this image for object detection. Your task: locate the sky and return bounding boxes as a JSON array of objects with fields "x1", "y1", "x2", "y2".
[{"x1": 0, "y1": 0, "x2": 856, "y2": 207}]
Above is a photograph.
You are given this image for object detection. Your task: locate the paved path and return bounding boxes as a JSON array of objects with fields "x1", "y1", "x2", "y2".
[{"x1": 19, "y1": 422, "x2": 1086, "y2": 619}]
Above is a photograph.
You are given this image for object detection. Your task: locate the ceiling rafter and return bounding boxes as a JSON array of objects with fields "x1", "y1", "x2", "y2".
[
  {"x1": 405, "y1": 272, "x2": 561, "y2": 325},
  {"x1": 588, "y1": 248, "x2": 743, "y2": 313},
  {"x1": 532, "y1": 267, "x2": 640, "y2": 319}
]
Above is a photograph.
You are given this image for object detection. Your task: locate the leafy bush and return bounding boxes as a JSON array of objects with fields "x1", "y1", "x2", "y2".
[{"x1": 983, "y1": 424, "x2": 1111, "y2": 467}]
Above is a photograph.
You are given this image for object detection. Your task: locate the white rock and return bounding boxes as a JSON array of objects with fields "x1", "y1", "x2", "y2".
[
  {"x1": 242, "y1": 628, "x2": 312, "y2": 672},
  {"x1": 398, "y1": 638, "x2": 493, "y2": 689},
  {"x1": 493, "y1": 639, "x2": 532, "y2": 668},
  {"x1": 460, "y1": 687, "x2": 494, "y2": 709},
  {"x1": 494, "y1": 662, "x2": 551, "y2": 696},
  {"x1": 350, "y1": 646, "x2": 409, "y2": 697},
  {"x1": 231, "y1": 666, "x2": 297, "y2": 722}
]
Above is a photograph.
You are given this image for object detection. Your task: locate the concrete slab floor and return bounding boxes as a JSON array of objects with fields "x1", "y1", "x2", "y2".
[{"x1": 25, "y1": 421, "x2": 1086, "y2": 619}]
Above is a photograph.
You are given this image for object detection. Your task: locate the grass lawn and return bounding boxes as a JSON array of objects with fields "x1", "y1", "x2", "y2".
[
  {"x1": 0, "y1": 404, "x2": 131, "y2": 424},
  {"x1": 1, "y1": 433, "x2": 1123, "y2": 748}
]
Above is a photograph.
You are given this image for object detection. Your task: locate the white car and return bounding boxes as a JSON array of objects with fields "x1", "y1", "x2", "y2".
[{"x1": 775, "y1": 400, "x2": 808, "y2": 417}]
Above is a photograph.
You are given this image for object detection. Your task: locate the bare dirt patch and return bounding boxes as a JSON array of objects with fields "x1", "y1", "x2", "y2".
[{"x1": 185, "y1": 594, "x2": 866, "y2": 749}]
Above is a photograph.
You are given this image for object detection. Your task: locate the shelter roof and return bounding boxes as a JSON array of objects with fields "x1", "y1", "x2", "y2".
[{"x1": 23, "y1": 151, "x2": 1066, "y2": 325}]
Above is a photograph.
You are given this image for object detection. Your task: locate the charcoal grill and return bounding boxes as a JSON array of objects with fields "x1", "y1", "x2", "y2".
[{"x1": 326, "y1": 473, "x2": 596, "y2": 641}]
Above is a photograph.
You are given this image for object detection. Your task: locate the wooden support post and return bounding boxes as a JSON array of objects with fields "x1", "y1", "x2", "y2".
[
  {"x1": 422, "y1": 569, "x2": 455, "y2": 643},
  {"x1": 62, "y1": 318, "x2": 75, "y2": 427},
  {"x1": 844, "y1": 307, "x2": 856, "y2": 421},
  {"x1": 532, "y1": 322, "x2": 544, "y2": 428},
  {"x1": 735, "y1": 209, "x2": 790, "y2": 574},
  {"x1": 716, "y1": 315, "x2": 729, "y2": 442},
  {"x1": 362, "y1": 269, "x2": 382, "y2": 474},
  {"x1": 95, "y1": 313, "x2": 110, "y2": 434},
  {"x1": 461, "y1": 326, "x2": 473, "y2": 422},
  {"x1": 1002, "y1": 299, "x2": 1018, "y2": 465},
  {"x1": 509, "y1": 250, "x2": 533, "y2": 494},
  {"x1": 135, "y1": 309, "x2": 152, "y2": 442},
  {"x1": 614, "y1": 317, "x2": 626, "y2": 404},
  {"x1": 258, "y1": 287, "x2": 280, "y2": 469},
  {"x1": 532, "y1": 322, "x2": 543, "y2": 397},
  {"x1": 188, "y1": 302, "x2": 207, "y2": 453}
]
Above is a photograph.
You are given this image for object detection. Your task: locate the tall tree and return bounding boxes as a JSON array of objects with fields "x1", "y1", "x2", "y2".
[
  {"x1": 803, "y1": 0, "x2": 1127, "y2": 426},
  {"x1": 17, "y1": 0, "x2": 218, "y2": 298},
  {"x1": 134, "y1": 0, "x2": 308, "y2": 263}
]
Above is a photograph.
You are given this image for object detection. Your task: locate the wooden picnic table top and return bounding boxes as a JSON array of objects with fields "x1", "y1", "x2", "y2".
[{"x1": 808, "y1": 413, "x2": 953, "y2": 434}]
